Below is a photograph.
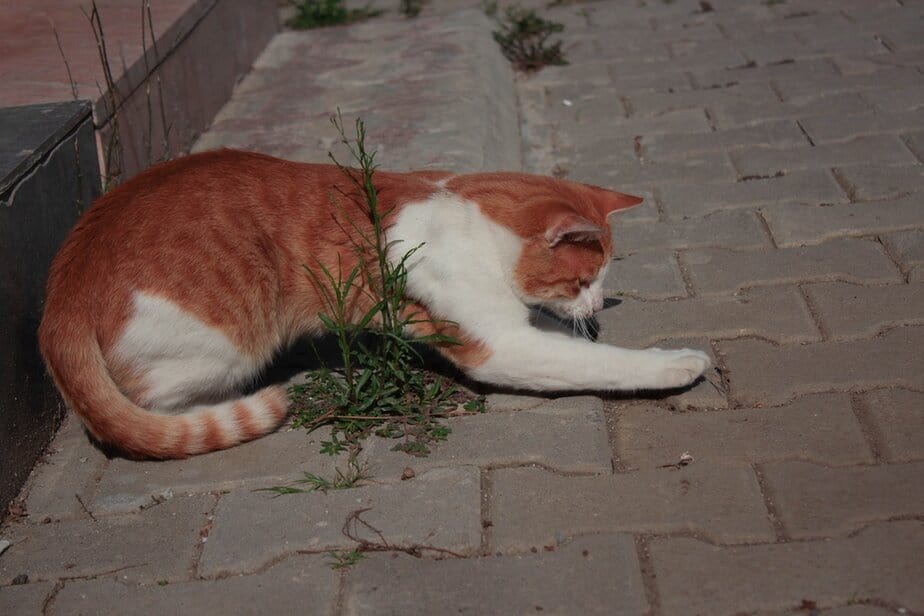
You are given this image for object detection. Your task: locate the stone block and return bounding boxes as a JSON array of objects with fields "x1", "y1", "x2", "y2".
[
  {"x1": 729, "y1": 136, "x2": 916, "y2": 177},
  {"x1": 800, "y1": 110, "x2": 924, "y2": 143},
  {"x1": 596, "y1": 286, "x2": 820, "y2": 348},
  {"x1": 685, "y1": 238, "x2": 901, "y2": 295},
  {"x1": 627, "y1": 82, "x2": 776, "y2": 119},
  {"x1": 641, "y1": 120, "x2": 806, "y2": 161},
  {"x1": 865, "y1": 389, "x2": 924, "y2": 462},
  {"x1": 881, "y1": 229, "x2": 924, "y2": 277},
  {"x1": 605, "y1": 252, "x2": 687, "y2": 300},
  {"x1": 200, "y1": 467, "x2": 481, "y2": 577},
  {"x1": 51, "y1": 555, "x2": 337, "y2": 616},
  {"x1": 719, "y1": 327, "x2": 924, "y2": 406},
  {"x1": 691, "y1": 58, "x2": 838, "y2": 89},
  {"x1": 612, "y1": 393, "x2": 871, "y2": 469},
  {"x1": 804, "y1": 282, "x2": 924, "y2": 339},
  {"x1": 0, "y1": 496, "x2": 210, "y2": 585},
  {"x1": 341, "y1": 535, "x2": 647, "y2": 616},
  {"x1": 835, "y1": 164, "x2": 924, "y2": 200},
  {"x1": 864, "y1": 84, "x2": 924, "y2": 113},
  {"x1": 711, "y1": 92, "x2": 871, "y2": 129},
  {"x1": 760, "y1": 196, "x2": 924, "y2": 247},
  {"x1": 611, "y1": 209, "x2": 771, "y2": 254},
  {"x1": 651, "y1": 522, "x2": 924, "y2": 615},
  {"x1": 0, "y1": 582, "x2": 53, "y2": 614},
  {"x1": 490, "y1": 464, "x2": 773, "y2": 550},
  {"x1": 763, "y1": 460, "x2": 924, "y2": 538}
]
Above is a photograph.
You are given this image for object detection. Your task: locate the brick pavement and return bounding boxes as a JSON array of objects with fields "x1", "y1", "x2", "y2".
[{"x1": 2, "y1": 1, "x2": 923, "y2": 614}]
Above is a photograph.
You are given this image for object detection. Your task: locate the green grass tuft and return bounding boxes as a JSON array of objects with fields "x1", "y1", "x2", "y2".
[
  {"x1": 287, "y1": 0, "x2": 383, "y2": 30},
  {"x1": 492, "y1": 6, "x2": 568, "y2": 71}
]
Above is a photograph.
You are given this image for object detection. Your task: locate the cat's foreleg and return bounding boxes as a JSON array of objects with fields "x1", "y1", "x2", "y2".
[{"x1": 466, "y1": 326, "x2": 711, "y2": 392}]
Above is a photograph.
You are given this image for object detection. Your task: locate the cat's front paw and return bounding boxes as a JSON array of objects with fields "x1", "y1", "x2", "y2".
[{"x1": 646, "y1": 348, "x2": 712, "y2": 389}]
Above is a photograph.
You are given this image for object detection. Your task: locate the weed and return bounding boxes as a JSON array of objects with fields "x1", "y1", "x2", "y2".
[
  {"x1": 288, "y1": 111, "x2": 485, "y2": 457},
  {"x1": 492, "y1": 6, "x2": 568, "y2": 71},
  {"x1": 327, "y1": 549, "x2": 365, "y2": 569},
  {"x1": 399, "y1": 0, "x2": 425, "y2": 17},
  {"x1": 258, "y1": 456, "x2": 372, "y2": 495},
  {"x1": 287, "y1": 0, "x2": 382, "y2": 29}
]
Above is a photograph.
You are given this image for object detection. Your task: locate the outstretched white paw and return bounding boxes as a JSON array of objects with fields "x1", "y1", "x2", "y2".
[{"x1": 647, "y1": 348, "x2": 712, "y2": 389}]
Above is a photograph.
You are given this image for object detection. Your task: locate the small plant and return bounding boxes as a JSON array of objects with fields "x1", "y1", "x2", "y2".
[
  {"x1": 492, "y1": 6, "x2": 568, "y2": 71},
  {"x1": 287, "y1": 0, "x2": 382, "y2": 29},
  {"x1": 288, "y1": 112, "x2": 485, "y2": 457},
  {"x1": 327, "y1": 549, "x2": 365, "y2": 569},
  {"x1": 258, "y1": 456, "x2": 372, "y2": 495},
  {"x1": 399, "y1": 0, "x2": 425, "y2": 17}
]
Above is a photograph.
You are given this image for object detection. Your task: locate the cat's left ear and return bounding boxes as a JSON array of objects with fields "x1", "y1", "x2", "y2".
[
  {"x1": 545, "y1": 214, "x2": 605, "y2": 247},
  {"x1": 594, "y1": 189, "x2": 644, "y2": 215}
]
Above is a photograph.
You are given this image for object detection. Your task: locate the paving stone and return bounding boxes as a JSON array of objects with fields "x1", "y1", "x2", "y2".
[
  {"x1": 627, "y1": 82, "x2": 777, "y2": 119},
  {"x1": 764, "y1": 460, "x2": 924, "y2": 539},
  {"x1": 685, "y1": 238, "x2": 902, "y2": 295},
  {"x1": 484, "y1": 393, "x2": 548, "y2": 412},
  {"x1": 730, "y1": 136, "x2": 917, "y2": 176},
  {"x1": 22, "y1": 414, "x2": 108, "y2": 521},
  {"x1": 804, "y1": 282, "x2": 924, "y2": 340},
  {"x1": 93, "y1": 428, "x2": 353, "y2": 514},
  {"x1": 51, "y1": 555, "x2": 337, "y2": 616},
  {"x1": 833, "y1": 49, "x2": 924, "y2": 77},
  {"x1": 773, "y1": 67, "x2": 923, "y2": 102},
  {"x1": 835, "y1": 164, "x2": 924, "y2": 200},
  {"x1": 578, "y1": 153, "x2": 738, "y2": 188},
  {"x1": 0, "y1": 496, "x2": 210, "y2": 585},
  {"x1": 761, "y1": 195, "x2": 924, "y2": 247},
  {"x1": 360, "y1": 397, "x2": 612, "y2": 477},
  {"x1": 0, "y1": 582, "x2": 53, "y2": 614},
  {"x1": 655, "y1": 337, "x2": 728, "y2": 410},
  {"x1": 341, "y1": 534, "x2": 647, "y2": 616},
  {"x1": 882, "y1": 229, "x2": 924, "y2": 278},
  {"x1": 719, "y1": 327, "x2": 924, "y2": 406},
  {"x1": 605, "y1": 252, "x2": 687, "y2": 300},
  {"x1": 651, "y1": 521, "x2": 924, "y2": 616},
  {"x1": 658, "y1": 169, "x2": 848, "y2": 218},
  {"x1": 865, "y1": 389, "x2": 924, "y2": 463},
  {"x1": 710, "y1": 91, "x2": 871, "y2": 129},
  {"x1": 864, "y1": 84, "x2": 924, "y2": 113},
  {"x1": 800, "y1": 110, "x2": 924, "y2": 143},
  {"x1": 611, "y1": 209, "x2": 771, "y2": 254},
  {"x1": 904, "y1": 131, "x2": 924, "y2": 162},
  {"x1": 612, "y1": 393, "x2": 871, "y2": 469},
  {"x1": 200, "y1": 467, "x2": 481, "y2": 577},
  {"x1": 691, "y1": 57, "x2": 839, "y2": 89},
  {"x1": 555, "y1": 108, "x2": 713, "y2": 147},
  {"x1": 640, "y1": 120, "x2": 806, "y2": 162},
  {"x1": 598, "y1": 286, "x2": 819, "y2": 348},
  {"x1": 490, "y1": 464, "x2": 773, "y2": 550}
]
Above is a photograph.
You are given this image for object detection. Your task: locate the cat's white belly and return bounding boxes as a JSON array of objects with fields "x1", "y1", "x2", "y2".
[{"x1": 111, "y1": 291, "x2": 262, "y2": 409}]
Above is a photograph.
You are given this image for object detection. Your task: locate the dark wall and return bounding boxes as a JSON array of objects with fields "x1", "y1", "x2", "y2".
[{"x1": 0, "y1": 101, "x2": 101, "y2": 513}]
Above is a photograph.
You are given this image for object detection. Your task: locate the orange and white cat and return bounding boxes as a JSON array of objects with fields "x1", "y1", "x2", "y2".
[{"x1": 39, "y1": 149, "x2": 710, "y2": 459}]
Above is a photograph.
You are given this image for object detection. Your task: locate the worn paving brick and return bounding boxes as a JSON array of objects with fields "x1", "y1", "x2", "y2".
[
  {"x1": 864, "y1": 84, "x2": 924, "y2": 113},
  {"x1": 804, "y1": 282, "x2": 924, "y2": 339},
  {"x1": 773, "y1": 67, "x2": 923, "y2": 102},
  {"x1": 612, "y1": 209, "x2": 770, "y2": 254},
  {"x1": 0, "y1": 496, "x2": 210, "y2": 585},
  {"x1": 597, "y1": 286, "x2": 819, "y2": 348},
  {"x1": 881, "y1": 229, "x2": 924, "y2": 278},
  {"x1": 200, "y1": 467, "x2": 481, "y2": 577},
  {"x1": 557, "y1": 108, "x2": 713, "y2": 146},
  {"x1": 710, "y1": 91, "x2": 871, "y2": 129},
  {"x1": 22, "y1": 414, "x2": 108, "y2": 521},
  {"x1": 651, "y1": 521, "x2": 924, "y2": 616},
  {"x1": 761, "y1": 195, "x2": 924, "y2": 247},
  {"x1": 640, "y1": 120, "x2": 806, "y2": 161},
  {"x1": 764, "y1": 460, "x2": 924, "y2": 539},
  {"x1": 612, "y1": 393, "x2": 872, "y2": 469},
  {"x1": 0, "y1": 582, "x2": 53, "y2": 614},
  {"x1": 658, "y1": 169, "x2": 847, "y2": 218},
  {"x1": 341, "y1": 534, "x2": 647, "y2": 616},
  {"x1": 570, "y1": 152, "x2": 737, "y2": 188},
  {"x1": 685, "y1": 238, "x2": 902, "y2": 295},
  {"x1": 655, "y1": 336, "x2": 727, "y2": 410},
  {"x1": 360, "y1": 397, "x2": 612, "y2": 477},
  {"x1": 865, "y1": 389, "x2": 924, "y2": 463},
  {"x1": 833, "y1": 49, "x2": 924, "y2": 77},
  {"x1": 92, "y1": 428, "x2": 352, "y2": 514},
  {"x1": 627, "y1": 82, "x2": 777, "y2": 119},
  {"x1": 835, "y1": 164, "x2": 924, "y2": 200},
  {"x1": 51, "y1": 555, "x2": 337, "y2": 616},
  {"x1": 800, "y1": 110, "x2": 924, "y2": 143},
  {"x1": 719, "y1": 327, "x2": 924, "y2": 406},
  {"x1": 691, "y1": 58, "x2": 839, "y2": 89},
  {"x1": 605, "y1": 252, "x2": 687, "y2": 299},
  {"x1": 490, "y1": 464, "x2": 773, "y2": 550},
  {"x1": 730, "y1": 136, "x2": 917, "y2": 176}
]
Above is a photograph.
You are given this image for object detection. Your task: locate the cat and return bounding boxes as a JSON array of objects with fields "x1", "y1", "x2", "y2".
[{"x1": 38, "y1": 149, "x2": 710, "y2": 459}]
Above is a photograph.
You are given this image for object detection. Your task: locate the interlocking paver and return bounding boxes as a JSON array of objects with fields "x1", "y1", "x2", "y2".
[
  {"x1": 865, "y1": 389, "x2": 924, "y2": 463},
  {"x1": 611, "y1": 209, "x2": 771, "y2": 254},
  {"x1": 685, "y1": 238, "x2": 902, "y2": 295},
  {"x1": 605, "y1": 251, "x2": 687, "y2": 299},
  {"x1": 0, "y1": 582, "x2": 53, "y2": 614},
  {"x1": 719, "y1": 327, "x2": 924, "y2": 406},
  {"x1": 763, "y1": 460, "x2": 924, "y2": 539},
  {"x1": 710, "y1": 91, "x2": 871, "y2": 129},
  {"x1": 612, "y1": 393, "x2": 871, "y2": 469},
  {"x1": 691, "y1": 57, "x2": 839, "y2": 89},
  {"x1": 730, "y1": 136, "x2": 917, "y2": 176},
  {"x1": 772, "y1": 67, "x2": 922, "y2": 102},
  {"x1": 200, "y1": 467, "x2": 481, "y2": 577},
  {"x1": 804, "y1": 282, "x2": 924, "y2": 339},
  {"x1": 51, "y1": 555, "x2": 337, "y2": 616},
  {"x1": 864, "y1": 84, "x2": 924, "y2": 113},
  {"x1": 760, "y1": 195, "x2": 924, "y2": 247},
  {"x1": 0, "y1": 496, "x2": 210, "y2": 585},
  {"x1": 881, "y1": 229, "x2": 924, "y2": 279},
  {"x1": 800, "y1": 110, "x2": 924, "y2": 143},
  {"x1": 834, "y1": 164, "x2": 924, "y2": 200},
  {"x1": 640, "y1": 120, "x2": 806, "y2": 161},
  {"x1": 341, "y1": 534, "x2": 647, "y2": 616},
  {"x1": 651, "y1": 522, "x2": 924, "y2": 616},
  {"x1": 490, "y1": 464, "x2": 773, "y2": 550},
  {"x1": 627, "y1": 82, "x2": 776, "y2": 119},
  {"x1": 597, "y1": 286, "x2": 819, "y2": 348}
]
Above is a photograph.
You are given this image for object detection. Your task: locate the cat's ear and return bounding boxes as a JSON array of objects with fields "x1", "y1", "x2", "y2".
[
  {"x1": 594, "y1": 189, "x2": 644, "y2": 215},
  {"x1": 545, "y1": 214, "x2": 605, "y2": 247}
]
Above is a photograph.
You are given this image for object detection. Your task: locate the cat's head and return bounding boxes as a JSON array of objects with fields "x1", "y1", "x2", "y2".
[{"x1": 448, "y1": 174, "x2": 642, "y2": 320}]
